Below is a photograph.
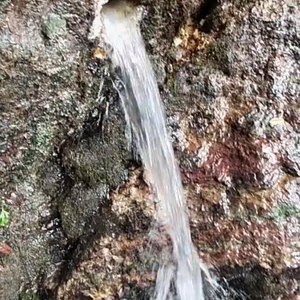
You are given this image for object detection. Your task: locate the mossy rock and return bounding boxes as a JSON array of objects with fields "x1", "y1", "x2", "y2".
[
  {"x1": 19, "y1": 290, "x2": 40, "y2": 300},
  {"x1": 59, "y1": 183, "x2": 109, "y2": 240},
  {"x1": 42, "y1": 13, "x2": 66, "y2": 39}
]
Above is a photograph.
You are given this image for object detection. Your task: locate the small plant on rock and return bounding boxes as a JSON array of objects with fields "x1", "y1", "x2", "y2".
[{"x1": 0, "y1": 204, "x2": 9, "y2": 227}]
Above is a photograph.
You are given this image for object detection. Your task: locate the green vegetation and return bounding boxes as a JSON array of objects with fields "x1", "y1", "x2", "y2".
[
  {"x1": 42, "y1": 13, "x2": 66, "y2": 39},
  {"x1": 24, "y1": 124, "x2": 55, "y2": 169},
  {"x1": 19, "y1": 290, "x2": 40, "y2": 300},
  {"x1": 206, "y1": 41, "x2": 228, "y2": 63},
  {"x1": 271, "y1": 202, "x2": 300, "y2": 223},
  {"x1": 0, "y1": 204, "x2": 9, "y2": 227},
  {"x1": 168, "y1": 74, "x2": 178, "y2": 96},
  {"x1": 34, "y1": 125, "x2": 54, "y2": 154}
]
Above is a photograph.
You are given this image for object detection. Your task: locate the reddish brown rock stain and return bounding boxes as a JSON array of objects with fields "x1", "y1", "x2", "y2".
[
  {"x1": 194, "y1": 218, "x2": 286, "y2": 268},
  {"x1": 181, "y1": 136, "x2": 277, "y2": 187},
  {"x1": 0, "y1": 243, "x2": 12, "y2": 256}
]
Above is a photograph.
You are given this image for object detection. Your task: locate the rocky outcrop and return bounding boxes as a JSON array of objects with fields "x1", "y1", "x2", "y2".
[{"x1": 0, "y1": 0, "x2": 299, "y2": 299}]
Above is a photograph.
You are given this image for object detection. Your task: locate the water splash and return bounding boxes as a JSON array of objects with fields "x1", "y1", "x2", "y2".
[{"x1": 101, "y1": 1, "x2": 217, "y2": 299}]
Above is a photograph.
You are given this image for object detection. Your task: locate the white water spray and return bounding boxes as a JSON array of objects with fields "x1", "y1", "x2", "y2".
[{"x1": 99, "y1": 1, "x2": 218, "y2": 299}]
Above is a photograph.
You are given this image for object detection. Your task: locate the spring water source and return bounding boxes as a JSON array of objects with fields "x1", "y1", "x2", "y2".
[{"x1": 101, "y1": 1, "x2": 216, "y2": 299}]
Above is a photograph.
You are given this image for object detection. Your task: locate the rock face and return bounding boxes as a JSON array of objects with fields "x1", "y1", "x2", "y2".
[{"x1": 0, "y1": 0, "x2": 299, "y2": 300}]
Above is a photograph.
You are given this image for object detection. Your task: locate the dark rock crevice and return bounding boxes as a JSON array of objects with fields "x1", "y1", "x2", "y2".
[{"x1": 191, "y1": 0, "x2": 220, "y2": 33}]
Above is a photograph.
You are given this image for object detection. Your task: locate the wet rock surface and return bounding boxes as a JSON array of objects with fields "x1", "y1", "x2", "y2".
[{"x1": 0, "y1": 0, "x2": 299, "y2": 299}]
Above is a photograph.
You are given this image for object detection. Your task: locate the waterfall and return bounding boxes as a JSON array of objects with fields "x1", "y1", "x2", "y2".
[{"x1": 100, "y1": 1, "x2": 218, "y2": 299}]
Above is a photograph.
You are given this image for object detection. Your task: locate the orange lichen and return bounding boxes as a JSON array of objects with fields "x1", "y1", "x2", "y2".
[{"x1": 173, "y1": 21, "x2": 214, "y2": 57}]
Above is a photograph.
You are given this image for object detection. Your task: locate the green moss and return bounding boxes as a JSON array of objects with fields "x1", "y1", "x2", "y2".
[
  {"x1": 205, "y1": 41, "x2": 231, "y2": 75},
  {"x1": 206, "y1": 41, "x2": 228, "y2": 63},
  {"x1": 35, "y1": 126, "x2": 54, "y2": 153},
  {"x1": 271, "y1": 202, "x2": 300, "y2": 223},
  {"x1": 51, "y1": 67, "x2": 74, "y2": 87},
  {"x1": 42, "y1": 13, "x2": 66, "y2": 39},
  {"x1": 59, "y1": 183, "x2": 108, "y2": 239},
  {"x1": 167, "y1": 74, "x2": 178, "y2": 96},
  {"x1": 19, "y1": 290, "x2": 40, "y2": 300},
  {"x1": 71, "y1": 140, "x2": 126, "y2": 187},
  {"x1": 24, "y1": 124, "x2": 55, "y2": 170}
]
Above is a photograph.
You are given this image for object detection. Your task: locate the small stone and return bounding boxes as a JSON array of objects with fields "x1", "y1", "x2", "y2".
[
  {"x1": 0, "y1": 242, "x2": 12, "y2": 256},
  {"x1": 42, "y1": 13, "x2": 66, "y2": 39},
  {"x1": 174, "y1": 37, "x2": 182, "y2": 47},
  {"x1": 269, "y1": 117, "x2": 285, "y2": 127},
  {"x1": 93, "y1": 46, "x2": 107, "y2": 59},
  {"x1": 112, "y1": 255, "x2": 124, "y2": 264}
]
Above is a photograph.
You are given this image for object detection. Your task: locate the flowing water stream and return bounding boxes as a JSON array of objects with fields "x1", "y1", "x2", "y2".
[{"x1": 101, "y1": 1, "x2": 216, "y2": 299}]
